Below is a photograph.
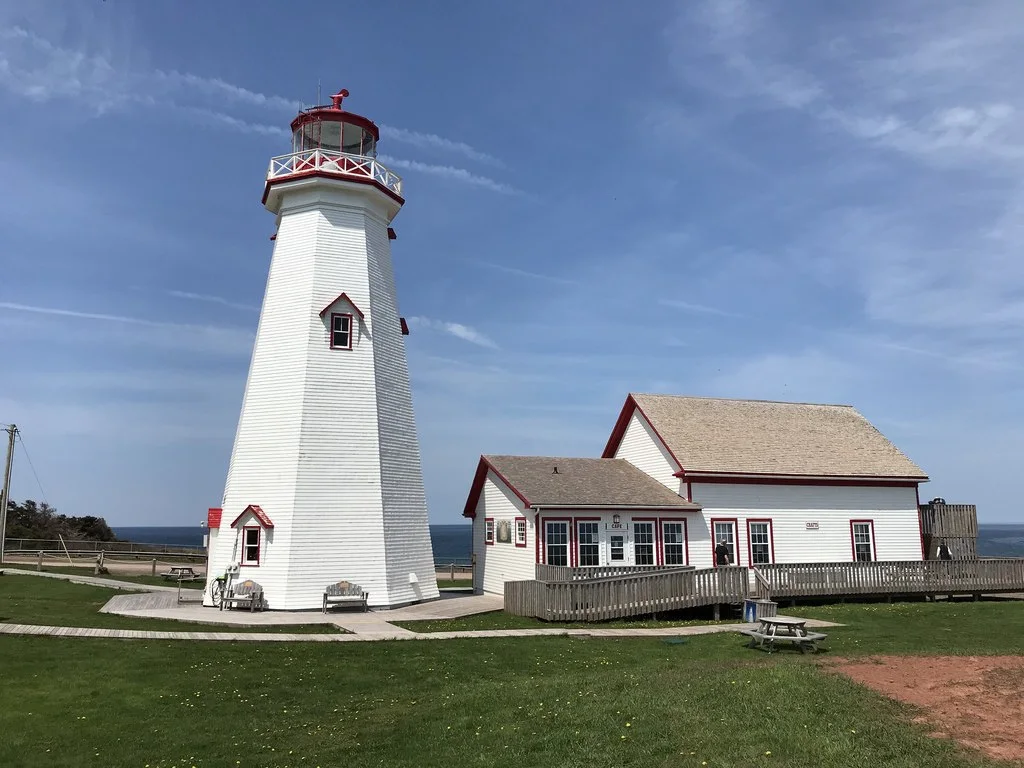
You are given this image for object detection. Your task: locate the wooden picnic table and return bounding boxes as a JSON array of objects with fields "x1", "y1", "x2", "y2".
[
  {"x1": 160, "y1": 565, "x2": 203, "y2": 582},
  {"x1": 740, "y1": 615, "x2": 827, "y2": 653}
]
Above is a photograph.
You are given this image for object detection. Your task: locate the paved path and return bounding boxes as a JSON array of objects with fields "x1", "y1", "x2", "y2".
[
  {"x1": 0, "y1": 618, "x2": 841, "y2": 643},
  {"x1": 2, "y1": 567, "x2": 192, "y2": 593}
]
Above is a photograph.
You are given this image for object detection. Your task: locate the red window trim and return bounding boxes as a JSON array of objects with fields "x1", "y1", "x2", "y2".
[
  {"x1": 572, "y1": 517, "x2": 601, "y2": 567},
  {"x1": 484, "y1": 517, "x2": 495, "y2": 546},
  {"x1": 710, "y1": 517, "x2": 741, "y2": 567},
  {"x1": 240, "y1": 525, "x2": 261, "y2": 567},
  {"x1": 850, "y1": 519, "x2": 876, "y2": 562},
  {"x1": 330, "y1": 312, "x2": 354, "y2": 350},
  {"x1": 534, "y1": 513, "x2": 541, "y2": 564},
  {"x1": 541, "y1": 517, "x2": 573, "y2": 567},
  {"x1": 746, "y1": 518, "x2": 775, "y2": 566},
  {"x1": 631, "y1": 517, "x2": 660, "y2": 566},
  {"x1": 514, "y1": 516, "x2": 528, "y2": 548},
  {"x1": 658, "y1": 517, "x2": 690, "y2": 567}
]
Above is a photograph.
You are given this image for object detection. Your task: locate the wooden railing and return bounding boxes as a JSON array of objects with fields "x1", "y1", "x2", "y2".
[
  {"x1": 506, "y1": 566, "x2": 747, "y2": 621},
  {"x1": 756, "y1": 559, "x2": 1024, "y2": 598},
  {"x1": 534, "y1": 564, "x2": 693, "y2": 582},
  {"x1": 751, "y1": 567, "x2": 772, "y2": 600}
]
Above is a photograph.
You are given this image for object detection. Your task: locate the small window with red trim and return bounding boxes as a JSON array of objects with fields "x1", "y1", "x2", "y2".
[
  {"x1": 515, "y1": 518, "x2": 527, "y2": 547},
  {"x1": 241, "y1": 527, "x2": 261, "y2": 565},
  {"x1": 331, "y1": 313, "x2": 353, "y2": 350},
  {"x1": 484, "y1": 518, "x2": 495, "y2": 545}
]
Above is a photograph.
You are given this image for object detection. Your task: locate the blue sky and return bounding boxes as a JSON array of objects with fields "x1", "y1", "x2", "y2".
[{"x1": 1, "y1": 0, "x2": 1023, "y2": 526}]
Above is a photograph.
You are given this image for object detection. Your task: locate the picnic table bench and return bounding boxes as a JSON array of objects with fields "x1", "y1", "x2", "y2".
[
  {"x1": 221, "y1": 579, "x2": 265, "y2": 612},
  {"x1": 323, "y1": 580, "x2": 369, "y2": 613},
  {"x1": 740, "y1": 615, "x2": 827, "y2": 653},
  {"x1": 160, "y1": 566, "x2": 204, "y2": 582}
]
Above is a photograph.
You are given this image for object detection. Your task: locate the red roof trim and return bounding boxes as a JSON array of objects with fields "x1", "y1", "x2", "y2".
[
  {"x1": 319, "y1": 292, "x2": 365, "y2": 320},
  {"x1": 683, "y1": 474, "x2": 922, "y2": 487},
  {"x1": 400, "y1": 317, "x2": 410, "y2": 336},
  {"x1": 388, "y1": 227, "x2": 397, "y2": 240},
  {"x1": 462, "y1": 457, "x2": 532, "y2": 518},
  {"x1": 207, "y1": 508, "x2": 223, "y2": 529},
  {"x1": 230, "y1": 504, "x2": 275, "y2": 529},
  {"x1": 601, "y1": 395, "x2": 685, "y2": 472},
  {"x1": 262, "y1": 171, "x2": 404, "y2": 207}
]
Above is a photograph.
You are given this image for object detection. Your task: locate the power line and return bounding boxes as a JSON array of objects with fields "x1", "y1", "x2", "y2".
[{"x1": 15, "y1": 431, "x2": 48, "y2": 506}]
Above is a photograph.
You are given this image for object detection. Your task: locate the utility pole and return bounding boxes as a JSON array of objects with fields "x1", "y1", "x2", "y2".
[{"x1": 0, "y1": 424, "x2": 16, "y2": 565}]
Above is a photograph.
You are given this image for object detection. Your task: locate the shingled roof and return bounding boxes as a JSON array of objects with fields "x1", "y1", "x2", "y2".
[
  {"x1": 462, "y1": 455, "x2": 700, "y2": 517},
  {"x1": 603, "y1": 394, "x2": 928, "y2": 480}
]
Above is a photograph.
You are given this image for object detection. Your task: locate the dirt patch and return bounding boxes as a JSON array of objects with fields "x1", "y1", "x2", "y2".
[{"x1": 831, "y1": 655, "x2": 1024, "y2": 762}]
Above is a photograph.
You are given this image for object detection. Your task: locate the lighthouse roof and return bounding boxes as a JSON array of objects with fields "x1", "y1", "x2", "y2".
[{"x1": 290, "y1": 88, "x2": 380, "y2": 141}]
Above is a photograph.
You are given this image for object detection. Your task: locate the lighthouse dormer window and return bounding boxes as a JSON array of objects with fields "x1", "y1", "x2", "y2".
[{"x1": 330, "y1": 313, "x2": 353, "y2": 350}]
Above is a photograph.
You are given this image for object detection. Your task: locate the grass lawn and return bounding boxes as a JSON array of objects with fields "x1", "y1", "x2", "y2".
[
  {"x1": 5, "y1": 564, "x2": 205, "y2": 590},
  {"x1": 436, "y1": 577, "x2": 473, "y2": 589},
  {"x1": 393, "y1": 608, "x2": 735, "y2": 633},
  {"x1": 0, "y1": 575, "x2": 342, "y2": 634},
  {"x1": 1, "y1": 600, "x2": 1022, "y2": 767}
]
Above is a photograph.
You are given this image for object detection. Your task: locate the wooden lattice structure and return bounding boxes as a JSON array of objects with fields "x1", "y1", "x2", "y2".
[{"x1": 919, "y1": 500, "x2": 978, "y2": 560}]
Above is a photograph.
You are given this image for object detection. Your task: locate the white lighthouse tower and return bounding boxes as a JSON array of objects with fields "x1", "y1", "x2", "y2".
[{"x1": 204, "y1": 88, "x2": 439, "y2": 610}]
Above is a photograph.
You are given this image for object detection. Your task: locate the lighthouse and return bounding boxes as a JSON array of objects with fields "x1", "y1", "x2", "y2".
[{"x1": 204, "y1": 88, "x2": 439, "y2": 610}]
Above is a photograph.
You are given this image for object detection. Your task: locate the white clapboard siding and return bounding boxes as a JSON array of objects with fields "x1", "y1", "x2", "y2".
[
  {"x1": 208, "y1": 178, "x2": 438, "y2": 610},
  {"x1": 689, "y1": 482, "x2": 923, "y2": 569},
  {"x1": 472, "y1": 472, "x2": 535, "y2": 595},
  {"x1": 614, "y1": 411, "x2": 681, "y2": 492}
]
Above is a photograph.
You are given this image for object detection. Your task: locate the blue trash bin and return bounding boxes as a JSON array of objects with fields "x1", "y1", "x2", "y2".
[{"x1": 743, "y1": 599, "x2": 757, "y2": 623}]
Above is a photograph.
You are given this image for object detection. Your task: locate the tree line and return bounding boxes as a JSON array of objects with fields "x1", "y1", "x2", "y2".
[{"x1": 4, "y1": 499, "x2": 117, "y2": 542}]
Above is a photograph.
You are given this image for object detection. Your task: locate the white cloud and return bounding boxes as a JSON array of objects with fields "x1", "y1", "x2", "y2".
[
  {"x1": 407, "y1": 316, "x2": 498, "y2": 349},
  {"x1": 659, "y1": 298, "x2": 742, "y2": 318},
  {"x1": 472, "y1": 261, "x2": 578, "y2": 286},
  {"x1": 166, "y1": 290, "x2": 259, "y2": 312},
  {"x1": 380, "y1": 125, "x2": 502, "y2": 167},
  {"x1": 379, "y1": 156, "x2": 520, "y2": 195}
]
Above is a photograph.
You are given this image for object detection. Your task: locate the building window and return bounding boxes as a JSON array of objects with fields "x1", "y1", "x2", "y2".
[
  {"x1": 609, "y1": 535, "x2": 625, "y2": 562},
  {"x1": 515, "y1": 517, "x2": 527, "y2": 548},
  {"x1": 330, "y1": 313, "x2": 353, "y2": 350},
  {"x1": 577, "y1": 521, "x2": 600, "y2": 567},
  {"x1": 852, "y1": 521, "x2": 875, "y2": 562},
  {"x1": 748, "y1": 520, "x2": 774, "y2": 566},
  {"x1": 712, "y1": 519, "x2": 737, "y2": 566},
  {"x1": 241, "y1": 527, "x2": 261, "y2": 566},
  {"x1": 633, "y1": 521, "x2": 655, "y2": 565},
  {"x1": 545, "y1": 521, "x2": 569, "y2": 566},
  {"x1": 661, "y1": 521, "x2": 687, "y2": 566},
  {"x1": 484, "y1": 518, "x2": 495, "y2": 546}
]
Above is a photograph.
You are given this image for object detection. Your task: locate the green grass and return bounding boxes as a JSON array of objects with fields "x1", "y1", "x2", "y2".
[
  {"x1": 436, "y1": 577, "x2": 473, "y2": 589},
  {"x1": 0, "y1": 626, "x2": 1014, "y2": 768},
  {"x1": 0, "y1": 574, "x2": 342, "y2": 634},
  {"x1": 5, "y1": 564, "x2": 205, "y2": 590},
  {"x1": 393, "y1": 608, "x2": 735, "y2": 633}
]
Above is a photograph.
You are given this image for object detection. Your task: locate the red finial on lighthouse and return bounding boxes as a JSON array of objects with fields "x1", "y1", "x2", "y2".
[{"x1": 331, "y1": 88, "x2": 350, "y2": 110}]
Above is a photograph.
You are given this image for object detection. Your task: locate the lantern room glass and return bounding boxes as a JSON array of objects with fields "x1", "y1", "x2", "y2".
[{"x1": 292, "y1": 119, "x2": 377, "y2": 157}]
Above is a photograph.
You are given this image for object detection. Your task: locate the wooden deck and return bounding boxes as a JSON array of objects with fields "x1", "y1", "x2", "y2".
[{"x1": 505, "y1": 559, "x2": 1024, "y2": 622}]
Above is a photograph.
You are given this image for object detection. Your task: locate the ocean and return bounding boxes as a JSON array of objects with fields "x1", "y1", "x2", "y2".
[
  {"x1": 113, "y1": 523, "x2": 1024, "y2": 561},
  {"x1": 113, "y1": 523, "x2": 473, "y2": 563}
]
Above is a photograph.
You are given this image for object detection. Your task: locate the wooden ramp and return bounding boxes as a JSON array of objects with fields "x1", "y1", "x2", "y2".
[{"x1": 505, "y1": 566, "x2": 748, "y2": 621}]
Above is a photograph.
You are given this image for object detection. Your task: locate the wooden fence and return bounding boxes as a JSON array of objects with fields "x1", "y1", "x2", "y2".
[
  {"x1": 506, "y1": 559, "x2": 1024, "y2": 622},
  {"x1": 505, "y1": 566, "x2": 747, "y2": 621},
  {"x1": 757, "y1": 559, "x2": 1024, "y2": 599},
  {"x1": 918, "y1": 503, "x2": 978, "y2": 560}
]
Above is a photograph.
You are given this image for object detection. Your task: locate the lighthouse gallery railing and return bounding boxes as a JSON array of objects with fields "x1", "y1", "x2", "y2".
[{"x1": 267, "y1": 149, "x2": 403, "y2": 197}]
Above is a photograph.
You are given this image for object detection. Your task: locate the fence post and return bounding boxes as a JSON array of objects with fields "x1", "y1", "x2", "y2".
[
  {"x1": 151, "y1": 559, "x2": 157, "y2": 577},
  {"x1": 449, "y1": 563, "x2": 455, "y2": 581},
  {"x1": 37, "y1": 551, "x2": 42, "y2": 571}
]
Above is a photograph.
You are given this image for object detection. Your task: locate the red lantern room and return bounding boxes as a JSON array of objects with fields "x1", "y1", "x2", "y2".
[{"x1": 290, "y1": 88, "x2": 379, "y2": 157}]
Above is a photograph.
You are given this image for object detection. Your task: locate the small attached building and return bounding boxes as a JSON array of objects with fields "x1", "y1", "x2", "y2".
[
  {"x1": 464, "y1": 456, "x2": 701, "y2": 595},
  {"x1": 466, "y1": 394, "x2": 930, "y2": 596}
]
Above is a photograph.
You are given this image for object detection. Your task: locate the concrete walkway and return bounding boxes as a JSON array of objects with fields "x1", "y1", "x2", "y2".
[{"x1": 0, "y1": 618, "x2": 841, "y2": 643}]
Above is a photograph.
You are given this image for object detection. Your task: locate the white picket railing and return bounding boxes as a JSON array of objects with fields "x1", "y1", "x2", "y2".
[{"x1": 266, "y1": 150, "x2": 402, "y2": 197}]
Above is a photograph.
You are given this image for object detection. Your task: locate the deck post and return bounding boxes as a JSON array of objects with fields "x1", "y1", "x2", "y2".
[
  {"x1": 36, "y1": 551, "x2": 42, "y2": 571},
  {"x1": 151, "y1": 558, "x2": 157, "y2": 577},
  {"x1": 973, "y1": 592, "x2": 981, "y2": 602},
  {"x1": 713, "y1": 604, "x2": 720, "y2": 621}
]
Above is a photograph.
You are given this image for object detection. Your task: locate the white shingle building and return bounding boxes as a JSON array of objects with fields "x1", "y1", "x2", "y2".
[
  {"x1": 466, "y1": 394, "x2": 928, "y2": 595},
  {"x1": 204, "y1": 89, "x2": 438, "y2": 610}
]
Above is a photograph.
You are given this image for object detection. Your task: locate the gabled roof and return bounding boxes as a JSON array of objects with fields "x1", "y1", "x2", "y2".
[
  {"x1": 318, "y1": 292, "x2": 365, "y2": 320},
  {"x1": 462, "y1": 455, "x2": 700, "y2": 518},
  {"x1": 603, "y1": 394, "x2": 928, "y2": 481},
  {"x1": 230, "y1": 504, "x2": 275, "y2": 529}
]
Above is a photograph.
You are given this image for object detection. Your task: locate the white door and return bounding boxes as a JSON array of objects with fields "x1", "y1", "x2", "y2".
[{"x1": 608, "y1": 533, "x2": 626, "y2": 564}]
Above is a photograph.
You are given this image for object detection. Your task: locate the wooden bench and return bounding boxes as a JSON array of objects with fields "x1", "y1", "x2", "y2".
[
  {"x1": 323, "y1": 580, "x2": 368, "y2": 613},
  {"x1": 221, "y1": 579, "x2": 264, "y2": 612},
  {"x1": 739, "y1": 628, "x2": 827, "y2": 653}
]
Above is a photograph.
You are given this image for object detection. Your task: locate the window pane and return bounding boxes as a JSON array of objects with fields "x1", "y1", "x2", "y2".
[
  {"x1": 610, "y1": 535, "x2": 624, "y2": 562},
  {"x1": 662, "y1": 522, "x2": 685, "y2": 565},
  {"x1": 634, "y1": 522, "x2": 654, "y2": 565},
  {"x1": 515, "y1": 519, "x2": 527, "y2": 545},
  {"x1": 545, "y1": 522, "x2": 568, "y2": 566},
  {"x1": 578, "y1": 522, "x2": 599, "y2": 567},
  {"x1": 714, "y1": 522, "x2": 736, "y2": 563},
  {"x1": 749, "y1": 522, "x2": 771, "y2": 565}
]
